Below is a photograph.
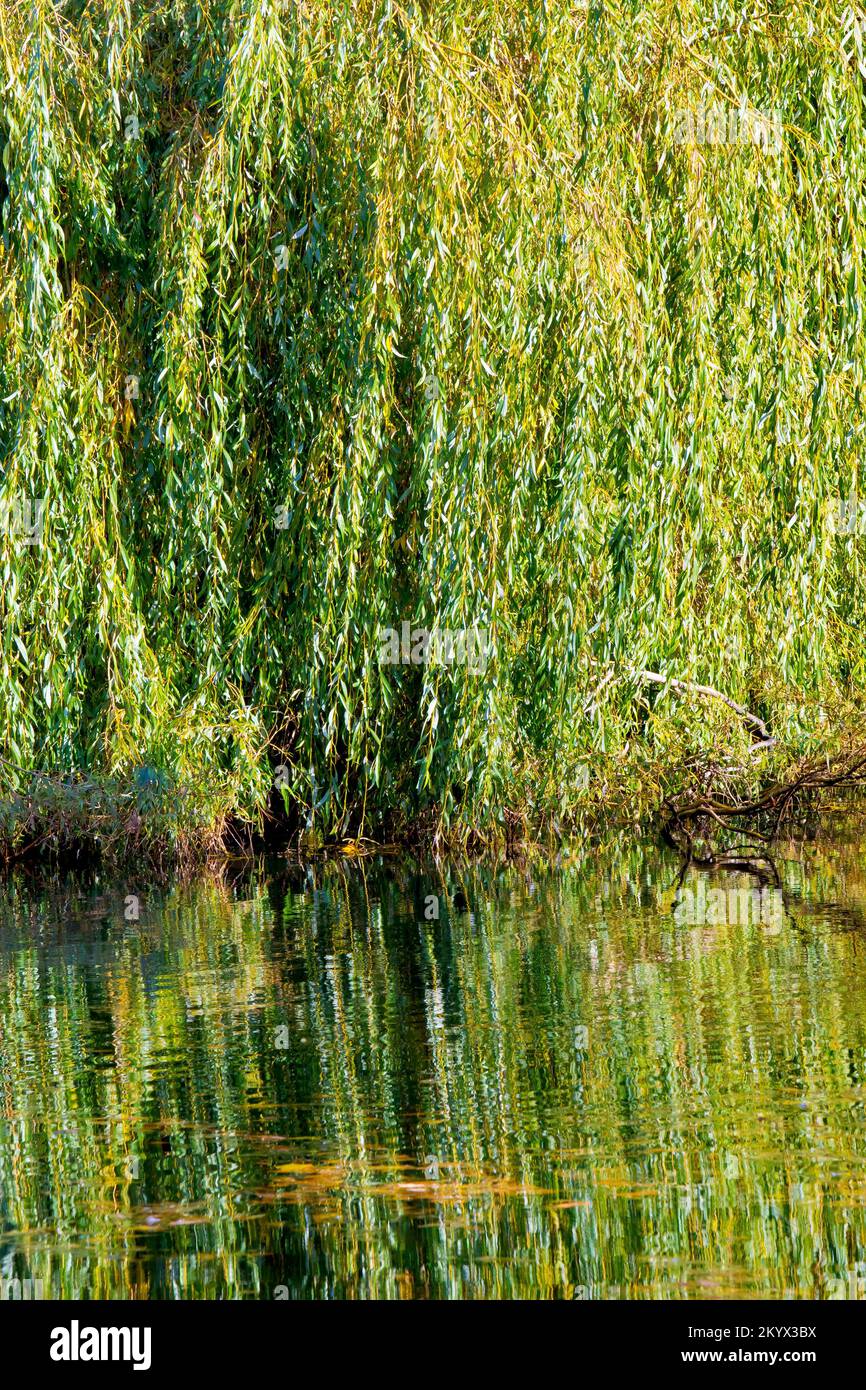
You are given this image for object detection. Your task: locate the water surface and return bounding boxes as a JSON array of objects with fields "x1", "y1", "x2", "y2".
[{"x1": 1, "y1": 833, "x2": 865, "y2": 1299}]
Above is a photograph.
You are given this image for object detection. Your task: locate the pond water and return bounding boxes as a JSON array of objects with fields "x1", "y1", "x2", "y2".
[{"x1": 1, "y1": 831, "x2": 865, "y2": 1300}]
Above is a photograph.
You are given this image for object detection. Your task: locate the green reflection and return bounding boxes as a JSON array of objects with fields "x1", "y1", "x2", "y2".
[{"x1": 1, "y1": 833, "x2": 866, "y2": 1299}]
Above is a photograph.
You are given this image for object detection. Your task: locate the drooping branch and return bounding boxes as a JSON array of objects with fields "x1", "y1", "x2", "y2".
[
  {"x1": 634, "y1": 670, "x2": 773, "y2": 745},
  {"x1": 660, "y1": 746, "x2": 866, "y2": 863}
]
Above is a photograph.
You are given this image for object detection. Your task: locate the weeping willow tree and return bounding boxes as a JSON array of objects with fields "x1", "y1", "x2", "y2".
[{"x1": 1, "y1": 0, "x2": 865, "y2": 852}]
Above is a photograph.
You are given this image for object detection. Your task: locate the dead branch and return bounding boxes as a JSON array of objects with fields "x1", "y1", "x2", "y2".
[
  {"x1": 661, "y1": 746, "x2": 866, "y2": 863},
  {"x1": 635, "y1": 670, "x2": 773, "y2": 744}
]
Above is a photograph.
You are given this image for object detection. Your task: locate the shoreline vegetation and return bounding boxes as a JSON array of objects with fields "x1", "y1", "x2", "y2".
[
  {"x1": 3, "y1": 5, "x2": 866, "y2": 866},
  {"x1": 3, "y1": 717, "x2": 866, "y2": 868}
]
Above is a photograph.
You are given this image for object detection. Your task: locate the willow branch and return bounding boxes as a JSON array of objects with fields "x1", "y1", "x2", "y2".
[{"x1": 634, "y1": 670, "x2": 773, "y2": 743}]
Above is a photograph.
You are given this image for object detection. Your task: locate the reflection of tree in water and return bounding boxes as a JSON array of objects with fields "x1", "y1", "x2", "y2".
[{"x1": 0, "y1": 833, "x2": 865, "y2": 1298}]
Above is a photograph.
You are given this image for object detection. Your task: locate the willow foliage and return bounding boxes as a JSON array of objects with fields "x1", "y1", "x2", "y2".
[{"x1": 1, "y1": 1, "x2": 865, "y2": 845}]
